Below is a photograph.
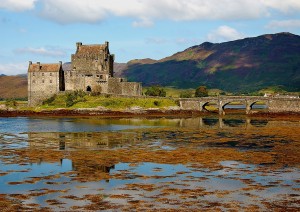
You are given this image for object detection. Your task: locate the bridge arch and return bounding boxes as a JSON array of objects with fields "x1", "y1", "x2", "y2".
[
  {"x1": 201, "y1": 101, "x2": 218, "y2": 112},
  {"x1": 221, "y1": 100, "x2": 247, "y2": 115},
  {"x1": 249, "y1": 100, "x2": 269, "y2": 113}
]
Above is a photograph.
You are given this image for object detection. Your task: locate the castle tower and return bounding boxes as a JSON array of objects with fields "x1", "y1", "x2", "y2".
[
  {"x1": 65, "y1": 41, "x2": 114, "y2": 93},
  {"x1": 28, "y1": 61, "x2": 64, "y2": 106}
]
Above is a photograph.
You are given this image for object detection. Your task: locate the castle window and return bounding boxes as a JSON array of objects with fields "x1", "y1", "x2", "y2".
[
  {"x1": 100, "y1": 75, "x2": 103, "y2": 79},
  {"x1": 50, "y1": 73, "x2": 52, "y2": 76},
  {"x1": 42, "y1": 80, "x2": 44, "y2": 83},
  {"x1": 50, "y1": 80, "x2": 52, "y2": 83},
  {"x1": 33, "y1": 73, "x2": 35, "y2": 76},
  {"x1": 32, "y1": 80, "x2": 35, "y2": 84},
  {"x1": 42, "y1": 73, "x2": 44, "y2": 76}
]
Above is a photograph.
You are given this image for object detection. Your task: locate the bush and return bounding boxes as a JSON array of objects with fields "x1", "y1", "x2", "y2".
[
  {"x1": 195, "y1": 86, "x2": 208, "y2": 97},
  {"x1": 153, "y1": 100, "x2": 160, "y2": 106},
  {"x1": 42, "y1": 94, "x2": 57, "y2": 105},
  {"x1": 91, "y1": 85, "x2": 102, "y2": 96},
  {"x1": 5, "y1": 99, "x2": 17, "y2": 108},
  {"x1": 179, "y1": 90, "x2": 193, "y2": 98},
  {"x1": 65, "y1": 90, "x2": 86, "y2": 107},
  {"x1": 145, "y1": 86, "x2": 166, "y2": 97}
]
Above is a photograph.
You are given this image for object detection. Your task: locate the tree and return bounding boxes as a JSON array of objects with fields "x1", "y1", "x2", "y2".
[
  {"x1": 145, "y1": 86, "x2": 166, "y2": 97},
  {"x1": 195, "y1": 86, "x2": 208, "y2": 97}
]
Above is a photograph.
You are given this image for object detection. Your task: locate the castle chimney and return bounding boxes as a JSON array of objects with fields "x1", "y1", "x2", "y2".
[
  {"x1": 59, "y1": 61, "x2": 62, "y2": 65},
  {"x1": 29, "y1": 61, "x2": 32, "y2": 65},
  {"x1": 37, "y1": 62, "x2": 41, "y2": 70},
  {"x1": 76, "y1": 42, "x2": 82, "y2": 50},
  {"x1": 105, "y1": 41, "x2": 109, "y2": 47}
]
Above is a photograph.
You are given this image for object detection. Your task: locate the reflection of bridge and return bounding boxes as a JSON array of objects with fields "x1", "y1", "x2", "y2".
[
  {"x1": 179, "y1": 96, "x2": 300, "y2": 115},
  {"x1": 179, "y1": 117, "x2": 269, "y2": 130}
]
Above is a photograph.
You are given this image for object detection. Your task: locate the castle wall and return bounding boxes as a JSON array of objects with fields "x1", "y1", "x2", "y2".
[
  {"x1": 108, "y1": 78, "x2": 142, "y2": 96},
  {"x1": 108, "y1": 78, "x2": 123, "y2": 94},
  {"x1": 28, "y1": 70, "x2": 62, "y2": 106}
]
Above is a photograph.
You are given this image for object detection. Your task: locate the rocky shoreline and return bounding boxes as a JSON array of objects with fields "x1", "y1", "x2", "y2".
[
  {"x1": 0, "y1": 108, "x2": 204, "y2": 118},
  {"x1": 1, "y1": 108, "x2": 300, "y2": 119}
]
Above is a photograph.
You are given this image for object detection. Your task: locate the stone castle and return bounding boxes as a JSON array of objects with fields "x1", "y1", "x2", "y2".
[{"x1": 28, "y1": 41, "x2": 142, "y2": 106}]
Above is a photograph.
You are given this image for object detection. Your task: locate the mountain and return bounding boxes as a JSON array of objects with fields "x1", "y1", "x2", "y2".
[
  {"x1": 120, "y1": 32, "x2": 300, "y2": 92},
  {"x1": 0, "y1": 75, "x2": 28, "y2": 99}
]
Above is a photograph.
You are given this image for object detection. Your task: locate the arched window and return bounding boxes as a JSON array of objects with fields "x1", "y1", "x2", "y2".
[{"x1": 86, "y1": 86, "x2": 92, "y2": 92}]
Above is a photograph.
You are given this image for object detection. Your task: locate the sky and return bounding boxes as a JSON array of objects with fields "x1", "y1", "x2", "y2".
[{"x1": 0, "y1": 0, "x2": 300, "y2": 75}]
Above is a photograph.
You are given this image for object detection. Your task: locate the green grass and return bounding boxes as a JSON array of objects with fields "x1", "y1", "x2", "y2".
[{"x1": 40, "y1": 93, "x2": 178, "y2": 110}]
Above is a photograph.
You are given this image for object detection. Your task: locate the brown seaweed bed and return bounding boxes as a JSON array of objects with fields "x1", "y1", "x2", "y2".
[{"x1": 0, "y1": 116, "x2": 299, "y2": 211}]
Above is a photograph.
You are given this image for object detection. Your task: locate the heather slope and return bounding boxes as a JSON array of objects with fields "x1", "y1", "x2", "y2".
[
  {"x1": 0, "y1": 75, "x2": 27, "y2": 99},
  {"x1": 121, "y1": 32, "x2": 300, "y2": 92}
]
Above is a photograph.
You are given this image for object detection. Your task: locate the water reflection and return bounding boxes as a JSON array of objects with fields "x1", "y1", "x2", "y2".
[
  {"x1": 23, "y1": 118, "x2": 273, "y2": 151},
  {"x1": 179, "y1": 117, "x2": 270, "y2": 129},
  {"x1": 0, "y1": 116, "x2": 299, "y2": 211},
  {"x1": 28, "y1": 132, "x2": 141, "y2": 150}
]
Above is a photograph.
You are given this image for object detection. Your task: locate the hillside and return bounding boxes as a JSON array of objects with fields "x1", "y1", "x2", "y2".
[
  {"x1": 121, "y1": 32, "x2": 300, "y2": 92},
  {"x1": 0, "y1": 75, "x2": 27, "y2": 99}
]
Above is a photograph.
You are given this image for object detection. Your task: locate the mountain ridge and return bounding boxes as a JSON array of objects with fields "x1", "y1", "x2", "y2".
[{"x1": 120, "y1": 32, "x2": 300, "y2": 92}]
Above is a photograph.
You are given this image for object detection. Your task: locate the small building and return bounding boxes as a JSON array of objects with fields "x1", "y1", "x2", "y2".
[
  {"x1": 28, "y1": 41, "x2": 142, "y2": 106},
  {"x1": 28, "y1": 61, "x2": 64, "y2": 106}
]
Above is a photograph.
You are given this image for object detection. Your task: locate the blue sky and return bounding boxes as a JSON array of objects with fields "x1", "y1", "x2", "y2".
[{"x1": 0, "y1": 0, "x2": 300, "y2": 75}]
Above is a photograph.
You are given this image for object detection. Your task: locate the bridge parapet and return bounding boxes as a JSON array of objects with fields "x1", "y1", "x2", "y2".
[{"x1": 179, "y1": 96, "x2": 300, "y2": 115}]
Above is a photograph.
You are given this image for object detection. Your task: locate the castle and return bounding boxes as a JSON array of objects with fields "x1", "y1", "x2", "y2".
[{"x1": 28, "y1": 41, "x2": 142, "y2": 106}]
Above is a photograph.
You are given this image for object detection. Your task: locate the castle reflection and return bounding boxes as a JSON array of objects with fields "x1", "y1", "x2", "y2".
[
  {"x1": 28, "y1": 131, "x2": 140, "y2": 150},
  {"x1": 27, "y1": 117, "x2": 269, "y2": 151}
]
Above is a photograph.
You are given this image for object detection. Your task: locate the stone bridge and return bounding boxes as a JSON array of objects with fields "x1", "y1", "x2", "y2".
[{"x1": 179, "y1": 96, "x2": 300, "y2": 115}]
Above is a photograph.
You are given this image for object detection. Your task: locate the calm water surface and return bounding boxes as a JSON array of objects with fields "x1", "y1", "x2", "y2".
[{"x1": 0, "y1": 116, "x2": 299, "y2": 210}]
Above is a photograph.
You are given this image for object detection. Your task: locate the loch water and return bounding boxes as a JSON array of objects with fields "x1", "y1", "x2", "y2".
[{"x1": 0, "y1": 116, "x2": 299, "y2": 210}]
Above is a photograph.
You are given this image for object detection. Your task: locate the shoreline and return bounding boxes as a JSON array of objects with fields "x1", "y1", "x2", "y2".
[{"x1": 1, "y1": 108, "x2": 300, "y2": 120}]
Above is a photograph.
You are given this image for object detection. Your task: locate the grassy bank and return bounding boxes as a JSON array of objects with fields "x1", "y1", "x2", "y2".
[{"x1": 39, "y1": 92, "x2": 178, "y2": 110}]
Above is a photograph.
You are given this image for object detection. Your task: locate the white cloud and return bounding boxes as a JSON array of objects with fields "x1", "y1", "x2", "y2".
[
  {"x1": 262, "y1": 0, "x2": 300, "y2": 13},
  {"x1": 14, "y1": 47, "x2": 66, "y2": 58},
  {"x1": 39, "y1": 0, "x2": 269, "y2": 25},
  {"x1": 266, "y1": 19, "x2": 300, "y2": 30},
  {"x1": 0, "y1": 62, "x2": 27, "y2": 75},
  {"x1": 207, "y1": 26, "x2": 245, "y2": 43},
  {"x1": 3, "y1": 0, "x2": 300, "y2": 26},
  {"x1": 0, "y1": 0, "x2": 37, "y2": 12}
]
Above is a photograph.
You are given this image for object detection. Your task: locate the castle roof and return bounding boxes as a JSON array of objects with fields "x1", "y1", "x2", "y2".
[
  {"x1": 76, "y1": 44, "x2": 107, "y2": 56},
  {"x1": 28, "y1": 62, "x2": 62, "y2": 72}
]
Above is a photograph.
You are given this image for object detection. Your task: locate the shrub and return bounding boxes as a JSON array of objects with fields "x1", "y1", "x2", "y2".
[
  {"x1": 179, "y1": 90, "x2": 193, "y2": 98},
  {"x1": 5, "y1": 99, "x2": 17, "y2": 108},
  {"x1": 153, "y1": 100, "x2": 160, "y2": 106},
  {"x1": 145, "y1": 86, "x2": 166, "y2": 97},
  {"x1": 65, "y1": 90, "x2": 86, "y2": 107},
  {"x1": 42, "y1": 94, "x2": 57, "y2": 105},
  {"x1": 91, "y1": 85, "x2": 102, "y2": 96},
  {"x1": 195, "y1": 86, "x2": 208, "y2": 97}
]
